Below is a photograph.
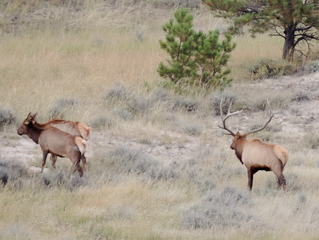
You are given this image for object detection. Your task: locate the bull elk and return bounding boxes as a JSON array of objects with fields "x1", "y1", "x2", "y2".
[
  {"x1": 17, "y1": 113, "x2": 87, "y2": 177},
  {"x1": 219, "y1": 99, "x2": 289, "y2": 191},
  {"x1": 29, "y1": 113, "x2": 91, "y2": 171}
]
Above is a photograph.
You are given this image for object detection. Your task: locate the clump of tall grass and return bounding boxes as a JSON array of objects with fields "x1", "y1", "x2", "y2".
[{"x1": 48, "y1": 98, "x2": 78, "y2": 119}]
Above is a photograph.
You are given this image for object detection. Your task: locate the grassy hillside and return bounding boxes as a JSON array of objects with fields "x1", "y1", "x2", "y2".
[{"x1": 1, "y1": 1, "x2": 319, "y2": 239}]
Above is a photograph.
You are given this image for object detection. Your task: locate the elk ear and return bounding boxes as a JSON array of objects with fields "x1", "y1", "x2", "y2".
[
  {"x1": 25, "y1": 112, "x2": 33, "y2": 123},
  {"x1": 31, "y1": 112, "x2": 38, "y2": 124},
  {"x1": 243, "y1": 133, "x2": 248, "y2": 138},
  {"x1": 235, "y1": 131, "x2": 240, "y2": 137}
]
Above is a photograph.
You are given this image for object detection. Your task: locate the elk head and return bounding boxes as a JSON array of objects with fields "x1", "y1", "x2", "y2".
[
  {"x1": 17, "y1": 112, "x2": 37, "y2": 135},
  {"x1": 218, "y1": 99, "x2": 274, "y2": 150}
]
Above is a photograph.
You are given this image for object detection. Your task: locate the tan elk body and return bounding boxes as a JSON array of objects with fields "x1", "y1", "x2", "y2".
[
  {"x1": 17, "y1": 113, "x2": 87, "y2": 177},
  {"x1": 45, "y1": 119, "x2": 91, "y2": 141},
  {"x1": 219, "y1": 100, "x2": 289, "y2": 191},
  {"x1": 31, "y1": 114, "x2": 91, "y2": 171}
]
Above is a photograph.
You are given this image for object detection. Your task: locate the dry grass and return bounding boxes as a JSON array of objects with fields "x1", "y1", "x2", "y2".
[{"x1": 1, "y1": 1, "x2": 319, "y2": 239}]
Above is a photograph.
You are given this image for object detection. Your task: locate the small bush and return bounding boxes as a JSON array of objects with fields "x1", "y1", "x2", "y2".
[
  {"x1": 207, "y1": 90, "x2": 237, "y2": 116},
  {"x1": 0, "y1": 106, "x2": 16, "y2": 129},
  {"x1": 126, "y1": 90, "x2": 170, "y2": 118},
  {"x1": 291, "y1": 90, "x2": 310, "y2": 102},
  {"x1": 113, "y1": 108, "x2": 134, "y2": 121},
  {"x1": 42, "y1": 170, "x2": 89, "y2": 190},
  {"x1": 104, "y1": 84, "x2": 129, "y2": 105},
  {"x1": 302, "y1": 60, "x2": 319, "y2": 75},
  {"x1": 249, "y1": 59, "x2": 297, "y2": 80},
  {"x1": 0, "y1": 158, "x2": 32, "y2": 187},
  {"x1": 182, "y1": 123, "x2": 203, "y2": 136},
  {"x1": 172, "y1": 97, "x2": 200, "y2": 113},
  {"x1": 180, "y1": 187, "x2": 254, "y2": 229},
  {"x1": 91, "y1": 115, "x2": 115, "y2": 129},
  {"x1": 303, "y1": 132, "x2": 319, "y2": 149},
  {"x1": 93, "y1": 147, "x2": 178, "y2": 181},
  {"x1": 48, "y1": 98, "x2": 78, "y2": 119}
]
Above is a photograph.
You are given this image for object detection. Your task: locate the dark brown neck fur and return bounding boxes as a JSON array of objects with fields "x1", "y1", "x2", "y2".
[{"x1": 27, "y1": 123, "x2": 44, "y2": 144}]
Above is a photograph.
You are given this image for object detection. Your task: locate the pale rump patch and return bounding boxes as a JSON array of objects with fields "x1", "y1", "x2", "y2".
[
  {"x1": 75, "y1": 137, "x2": 87, "y2": 155},
  {"x1": 273, "y1": 144, "x2": 289, "y2": 166}
]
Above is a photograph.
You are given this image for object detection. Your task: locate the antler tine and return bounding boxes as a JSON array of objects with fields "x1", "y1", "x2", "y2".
[
  {"x1": 245, "y1": 98, "x2": 274, "y2": 135},
  {"x1": 218, "y1": 98, "x2": 243, "y2": 136}
]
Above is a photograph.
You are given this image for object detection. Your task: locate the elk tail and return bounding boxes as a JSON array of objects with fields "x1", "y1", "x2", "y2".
[
  {"x1": 274, "y1": 145, "x2": 289, "y2": 168},
  {"x1": 75, "y1": 137, "x2": 87, "y2": 155}
]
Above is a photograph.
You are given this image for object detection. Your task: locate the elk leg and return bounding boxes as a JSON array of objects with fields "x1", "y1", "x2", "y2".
[
  {"x1": 247, "y1": 168, "x2": 259, "y2": 191},
  {"x1": 281, "y1": 174, "x2": 286, "y2": 191},
  {"x1": 41, "y1": 151, "x2": 48, "y2": 173},
  {"x1": 69, "y1": 158, "x2": 83, "y2": 178},
  {"x1": 81, "y1": 154, "x2": 86, "y2": 172},
  {"x1": 272, "y1": 162, "x2": 286, "y2": 190},
  {"x1": 277, "y1": 174, "x2": 286, "y2": 191},
  {"x1": 50, "y1": 154, "x2": 57, "y2": 169},
  {"x1": 77, "y1": 163, "x2": 83, "y2": 177},
  {"x1": 247, "y1": 168, "x2": 254, "y2": 191}
]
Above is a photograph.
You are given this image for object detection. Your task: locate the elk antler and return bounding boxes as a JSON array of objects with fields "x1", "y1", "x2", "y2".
[
  {"x1": 244, "y1": 99, "x2": 274, "y2": 135},
  {"x1": 218, "y1": 98, "x2": 243, "y2": 136}
]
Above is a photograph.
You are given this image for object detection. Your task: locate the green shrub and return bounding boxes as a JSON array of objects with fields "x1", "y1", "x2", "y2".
[{"x1": 158, "y1": 9, "x2": 236, "y2": 91}]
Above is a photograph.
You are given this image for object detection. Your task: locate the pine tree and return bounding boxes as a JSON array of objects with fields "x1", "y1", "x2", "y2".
[
  {"x1": 157, "y1": 9, "x2": 236, "y2": 90},
  {"x1": 203, "y1": 0, "x2": 319, "y2": 61}
]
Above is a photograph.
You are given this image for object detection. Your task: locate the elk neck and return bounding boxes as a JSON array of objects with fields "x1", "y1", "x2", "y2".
[
  {"x1": 234, "y1": 137, "x2": 247, "y2": 164},
  {"x1": 27, "y1": 123, "x2": 44, "y2": 144}
]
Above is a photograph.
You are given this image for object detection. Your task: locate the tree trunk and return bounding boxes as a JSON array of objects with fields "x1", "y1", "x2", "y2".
[{"x1": 282, "y1": 24, "x2": 296, "y2": 61}]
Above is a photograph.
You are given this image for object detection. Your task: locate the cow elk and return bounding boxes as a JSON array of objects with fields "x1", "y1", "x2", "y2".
[
  {"x1": 29, "y1": 113, "x2": 91, "y2": 171},
  {"x1": 219, "y1": 99, "x2": 289, "y2": 191},
  {"x1": 17, "y1": 113, "x2": 87, "y2": 177}
]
